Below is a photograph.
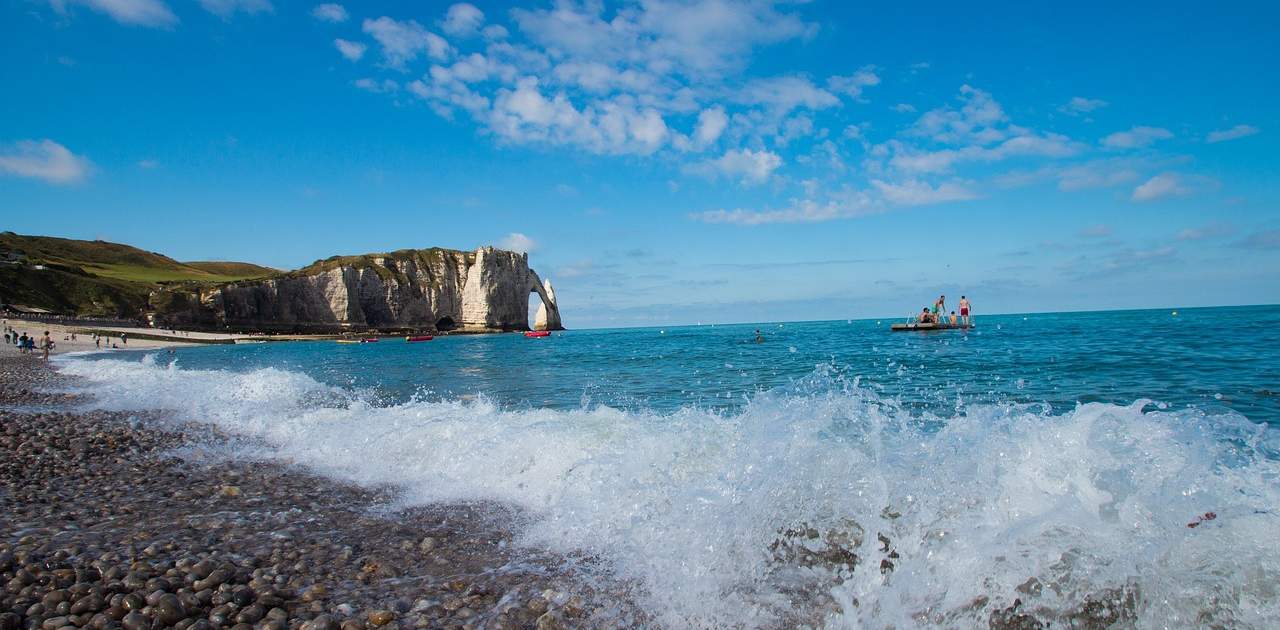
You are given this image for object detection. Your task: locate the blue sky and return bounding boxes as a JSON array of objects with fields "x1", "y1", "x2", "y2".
[{"x1": 2, "y1": 0, "x2": 1278, "y2": 327}]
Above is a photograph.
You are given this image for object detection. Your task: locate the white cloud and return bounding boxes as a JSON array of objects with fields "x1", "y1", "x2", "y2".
[
  {"x1": 310, "y1": 3, "x2": 346, "y2": 23},
  {"x1": 693, "y1": 106, "x2": 728, "y2": 146},
  {"x1": 353, "y1": 78, "x2": 397, "y2": 93},
  {"x1": 334, "y1": 39, "x2": 366, "y2": 61},
  {"x1": 0, "y1": 139, "x2": 92, "y2": 185},
  {"x1": 363, "y1": 16, "x2": 451, "y2": 69},
  {"x1": 1101, "y1": 126, "x2": 1173, "y2": 149},
  {"x1": 498, "y1": 232, "x2": 537, "y2": 254},
  {"x1": 1205, "y1": 124, "x2": 1260, "y2": 143},
  {"x1": 442, "y1": 3, "x2": 484, "y2": 38},
  {"x1": 826, "y1": 66, "x2": 880, "y2": 101},
  {"x1": 1131, "y1": 172, "x2": 1188, "y2": 202},
  {"x1": 690, "y1": 148, "x2": 782, "y2": 184},
  {"x1": 137, "y1": 159, "x2": 159, "y2": 169},
  {"x1": 690, "y1": 189, "x2": 876, "y2": 226},
  {"x1": 1079, "y1": 224, "x2": 1112, "y2": 238},
  {"x1": 511, "y1": 0, "x2": 814, "y2": 78},
  {"x1": 891, "y1": 103, "x2": 916, "y2": 113},
  {"x1": 49, "y1": 0, "x2": 177, "y2": 28},
  {"x1": 870, "y1": 179, "x2": 977, "y2": 206},
  {"x1": 482, "y1": 24, "x2": 508, "y2": 40},
  {"x1": 1176, "y1": 223, "x2": 1233, "y2": 241},
  {"x1": 736, "y1": 75, "x2": 839, "y2": 114},
  {"x1": 481, "y1": 77, "x2": 671, "y2": 155},
  {"x1": 887, "y1": 131, "x2": 1080, "y2": 174},
  {"x1": 907, "y1": 85, "x2": 1006, "y2": 145},
  {"x1": 1059, "y1": 96, "x2": 1107, "y2": 116},
  {"x1": 199, "y1": 0, "x2": 272, "y2": 19},
  {"x1": 689, "y1": 177, "x2": 975, "y2": 225}
]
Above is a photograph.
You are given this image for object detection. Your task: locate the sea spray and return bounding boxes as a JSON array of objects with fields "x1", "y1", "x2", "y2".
[{"x1": 57, "y1": 356, "x2": 1280, "y2": 628}]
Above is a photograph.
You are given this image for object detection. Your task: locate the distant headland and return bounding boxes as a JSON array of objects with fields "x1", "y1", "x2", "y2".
[{"x1": 0, "y1": 232, "x2": 562, "y2": 334}]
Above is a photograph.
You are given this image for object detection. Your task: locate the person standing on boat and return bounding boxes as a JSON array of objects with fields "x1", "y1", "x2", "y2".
[
  {"x1": 959, "y1": 296, "x2": 971, "y2": 326},
  {"x1": 934, "y1": 295, "x2": 945, "y2": 322}
]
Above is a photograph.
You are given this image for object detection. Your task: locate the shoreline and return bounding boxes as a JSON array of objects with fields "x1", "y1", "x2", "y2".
[
  {"x1": 1, "y1": 318, "x2": 560, "y2": 358},
  {"x1": 0, "y1": 355, "x2": 630, "y2": 629}
]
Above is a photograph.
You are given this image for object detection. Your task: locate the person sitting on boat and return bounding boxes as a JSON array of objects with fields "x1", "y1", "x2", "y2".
[
  {"x1": 918, "y1": 308, "x2": 933, "y2": 324},
  {"x1": 959, "y1": 296, "x2": 971, "y2": 326},
  {"x1": 949, "y1": 311, "x2": 958, "y2": 325}
]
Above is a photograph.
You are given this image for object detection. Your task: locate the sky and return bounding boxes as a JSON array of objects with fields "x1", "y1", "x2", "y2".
[{"x1": 2, "y1": 0, "x2": 1278, "y2": 328}]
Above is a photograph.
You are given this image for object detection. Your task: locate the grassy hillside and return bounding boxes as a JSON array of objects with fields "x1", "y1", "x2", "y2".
[
  {"x1": 184, "y1": 261, "x2": 278, "y2": 280},
  {"x1": 0, "y1": 232, "x2": 278, "y2": 315},
  {"x1": 0, "y1": 233, "x2": 273, "y2": 284}
]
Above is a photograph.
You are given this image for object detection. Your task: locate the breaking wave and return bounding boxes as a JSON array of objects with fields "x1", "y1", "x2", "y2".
[{"x1": 57, "y1": 355, "x2": 1280, "y2": 628}]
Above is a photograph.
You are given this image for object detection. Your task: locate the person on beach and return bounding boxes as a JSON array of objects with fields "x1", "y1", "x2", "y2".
[
  {"x1": 121, "y1": 332, "x2": 128, "y2": 345},
  {"x1": 959, "y1": 296, "x2": 971, "y2": 326},
  {"x1": 18, "y1": 333, "x2": 28, "y2": 354},
  {"x1": 95, "y1": 336, "x2": 101, "y2": 349},
  {"x1": 40, "y1": 331, "x2": 53, "y2": 360}
]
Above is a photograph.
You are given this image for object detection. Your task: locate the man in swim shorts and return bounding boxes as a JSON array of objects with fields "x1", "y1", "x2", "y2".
[{"x1": 959, "y1": 296, "x2": 971, "y2": 326}]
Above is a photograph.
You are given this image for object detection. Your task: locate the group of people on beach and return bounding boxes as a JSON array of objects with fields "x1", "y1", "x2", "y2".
[
  {"x1": 918, "y1": 295, "x2": 972, "y2": 326},
  {"x1": 3, "y1": 326, "x2": 53, "y2": 359}
]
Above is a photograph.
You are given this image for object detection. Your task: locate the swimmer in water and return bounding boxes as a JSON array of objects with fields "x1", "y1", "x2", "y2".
[{"x1": 754, "y1": 329, "x2": 764, "y2": 343}]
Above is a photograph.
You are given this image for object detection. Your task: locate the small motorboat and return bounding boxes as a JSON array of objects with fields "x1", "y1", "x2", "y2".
[
  {"x1": 890, "y1": 322, "x2": 974, "y2": 332},
  {"x1": 362, "y1": 338, "x2": 380, "y2": 343},
  {"x1": 524, "y1": 330, "x2": 551, "y2": 338},
  {"x1": 335, "y1": 339, "x2": 361, "y2": 344},
  {"x1": 405, "y1": 335, "x2": 434, "y2": 342}
]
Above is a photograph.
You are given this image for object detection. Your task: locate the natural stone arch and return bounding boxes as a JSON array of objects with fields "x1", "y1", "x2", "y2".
[
  {"x1": 435, "y1": 316, "x2": 457, "y2": 331},
  {"x1": 528, "y1": 271, "x2": 562, "y2": 331}
]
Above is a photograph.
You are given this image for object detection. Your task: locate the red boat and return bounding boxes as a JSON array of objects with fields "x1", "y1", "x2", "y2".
[
  {"x1": 362, "y1": 338, "x2": 380, "y2": 343},
  {"x1": 405, "y1": 335, "x2": 434, "y2": 342},
  {"x1": 524, "y1": 331, "x2": 551, "y2": 338}
]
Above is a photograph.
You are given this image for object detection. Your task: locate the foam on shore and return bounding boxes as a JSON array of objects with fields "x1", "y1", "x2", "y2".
[{"x1": 57, "y1": 355, "x2": 1280, "y2": 627}]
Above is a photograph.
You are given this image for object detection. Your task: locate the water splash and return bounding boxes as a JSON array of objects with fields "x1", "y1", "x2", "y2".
[{"x1": 57, "y1": 357, "x2": 1280, "y2": 628}]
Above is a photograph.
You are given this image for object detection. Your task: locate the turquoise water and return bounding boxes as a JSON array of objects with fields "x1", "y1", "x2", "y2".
[
  {"x1": 111, "y1": 305, "x2": 1280, "y2": 421},
  {"x1": 58, "y1": 305, "x2": 1280, "y2": 627}
]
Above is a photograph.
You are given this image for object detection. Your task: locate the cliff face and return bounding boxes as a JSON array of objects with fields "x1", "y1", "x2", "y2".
[{"x1": 152, "y1": 247, "x2": 563, "y2": 333}]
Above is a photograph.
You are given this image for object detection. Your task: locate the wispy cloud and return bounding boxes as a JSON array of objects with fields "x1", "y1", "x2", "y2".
[
  {"x1": 1079, "y1": 224, "x2": 1112, "y2": 238},
  {"x1": 1101, "y1": 126, "x2": 1173, "y2": 149},
  {"x1": 687, "y1": 148, "x2": 782, "y2": 185},
  {"x1": 497, "y1": 232, "x2": 536, "y2": 254},
  {"x1": 1205, "y1": 124, "x2": 1260, "y2": 143},
  {"x1": 49, "y1": 0, "x2": 177, "y2": 28},
  {"x1": 1176, "y1": 223, "x2": 1233, "y2": 241},
  {"x1": 1058, "y1": 96, "x2": 1108, "y2": 116},
  {"x1": 199, "y1": 0, "x2": 272, "y2": 19},
  {"x1": 310, "y1": 3, "x2": 347, "y2": 23},
  {"x1": 0, "y1": 139, "x2": 92, "y2": 185},
  {"x1": 870, "y1": 178, "x2": 978, "y2": 206},
  {"x1": 334, "y1": 39, "x2": 367, "y2": 62},
  {"x1": 441, "y1": 3, "x2": 484, "y2": 38},
  {"x1": 1237, "y1": 229, "x2": 1280, "y2": 250},
  {"x1": 1131, "y1": 172, "x2": 1188, "y2": 202}
]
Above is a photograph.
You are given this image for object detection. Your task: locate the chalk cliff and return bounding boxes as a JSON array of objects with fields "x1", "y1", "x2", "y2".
[{"x1": 151, "y1": 247, "x2": 563, "y2": 333}]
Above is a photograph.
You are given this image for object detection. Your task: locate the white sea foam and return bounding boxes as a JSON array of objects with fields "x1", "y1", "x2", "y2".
[{"x1": 57, "y1": 356, "x2": 1280, "y2": 628}]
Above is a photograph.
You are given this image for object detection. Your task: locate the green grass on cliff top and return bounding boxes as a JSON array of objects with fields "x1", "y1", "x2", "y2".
[{"x1": 0, "y1": 233, "x2": 275, "y2": 283}]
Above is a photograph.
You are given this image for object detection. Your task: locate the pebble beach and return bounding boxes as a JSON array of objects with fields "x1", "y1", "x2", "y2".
[{"x1": 0, "y1": 355, "x2": 628, "y2": 630}]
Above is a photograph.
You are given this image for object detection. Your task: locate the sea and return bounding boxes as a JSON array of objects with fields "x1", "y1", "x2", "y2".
[{"x1": 55, "y1": 305, "x2": 1280, "y2": 627}]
